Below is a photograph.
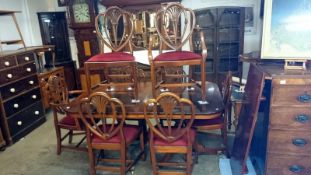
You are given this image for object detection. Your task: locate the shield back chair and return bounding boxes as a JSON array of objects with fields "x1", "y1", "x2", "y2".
[
  {"x1": 45, "y1": 75, "x2": 87, "y2": 155},
  {"x1": 84, "y1": 6, "x2": 138, "y2": 101},
  {"x1": 78, "y1": 92, "x2": 145, "y2": 175},
  {"x1": 144, "y1": 92, "x2": 196, "y2": 175},
  {"x1": 192, "y1": 72, "x2": 232, "y2": 156},
  {"x1": 148, "y1": 3, "x2": 207, "y2": 103}
]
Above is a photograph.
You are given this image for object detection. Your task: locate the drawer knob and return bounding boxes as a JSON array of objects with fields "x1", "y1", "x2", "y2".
[
  {"x1": 24, "y1": 56, "x2": 30, "y2": 61},
  {"x1": 10, "y1": 88, "x2": 16, "y2": 93},
  {"x1": 13, "y1": 103, "x2": 19, "y2": 108},
  {"x1": 289, "y1": 165, "x2": 304, "y2": 173},
  {"x1": 34, "y1": 111, "x2": 39, "y2": 115},
  {"x1": 292, "y1": 138, "x2": 307, "y2": 147},
  {"x1": 295, "y1": 114, "x2": 310, "y2": 123},
  {"x1": 7, "y1": 74, "x2": 13, "y2": 79},
  {"x1": 32, "y1": 95, "x2": 37, "y2": 99},
  {"x1": 17, "y1": 121, "x2": 22, "y2": 126},
  {"x1": 297, "y1": 92, "x2": 311, "y2": 103},
  {"x1": 26, "y1": 67, "x2": 32, "y2": 72},
  {"x1": 29, "y1": 80, "x2": 34, "y2": 85},
  {"x1": 4, "y1": 61, "x2": 10, "y2": 66}
]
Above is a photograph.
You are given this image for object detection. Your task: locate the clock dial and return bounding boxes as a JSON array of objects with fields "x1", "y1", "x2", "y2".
[{"x1": 73, "y1": 3, "x2": 91, "y2": 23}]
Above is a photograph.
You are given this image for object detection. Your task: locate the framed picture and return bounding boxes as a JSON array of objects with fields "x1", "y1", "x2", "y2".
[
  {"x1": 261, "y1": 0, "x2": 311, "y2": 59},
  {"x1": 57, "y1": 0, "x2": 68, "y2": 7}
]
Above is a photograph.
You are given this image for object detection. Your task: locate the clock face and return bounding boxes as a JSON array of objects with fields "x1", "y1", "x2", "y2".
[{"x1": 73, "y1": 3, "x2": 91, "y2": 23}]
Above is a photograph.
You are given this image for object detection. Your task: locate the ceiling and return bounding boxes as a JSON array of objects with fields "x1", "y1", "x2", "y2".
[{"x1": 100, "y1": 0, "x2": 181, "y2": 7}]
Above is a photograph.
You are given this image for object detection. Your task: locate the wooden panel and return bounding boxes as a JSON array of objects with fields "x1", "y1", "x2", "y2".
[
  {"x1": 270, "y1": 107, "x2": 311, "y2": 130},
  {"x1": 268, "y1": 130, "x2": 311, "y2": 156},
  {"x1": 230, "y1": 63, "x2": 265, "y2": 175},
  {"x1": 271, "y1": 85, "x2": 311, "y2": 106},
  {"x1": 267, "y1": 154, "x2": 311, "y2": 175}
]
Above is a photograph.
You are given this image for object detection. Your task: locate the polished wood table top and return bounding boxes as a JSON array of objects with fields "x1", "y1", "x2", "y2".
[{"x1": 68, "y1": 81, "x2": 224, "y2": 119}]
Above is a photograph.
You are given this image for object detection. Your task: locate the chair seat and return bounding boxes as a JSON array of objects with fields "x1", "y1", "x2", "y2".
[
  {"x1": 154, "y1": 51, "x2": 201, "y2": 61},
  {"x1": 153, "y1": 128, "x2": 196, "y2": 146},
  {"x1": 92, "y1": 125, "x2": 140, "y2": 144},
  {"x1": 87, "y1": 52, "x2": 135, "y2": 62},
  {"x1": 192, "y1": 117, "x2": 223, "y2": 127},
  {"x1": 59, "y1": 114, "x2": 76, "y2": 126}
]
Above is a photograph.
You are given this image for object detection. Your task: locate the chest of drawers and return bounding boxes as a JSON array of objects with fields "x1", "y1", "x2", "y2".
[
  {"x1": 0, "y1": 50, "x2": 45, "y2": 145},
  {"x1": 249, "y1": 64, "x2": 311, "y2": 175}
]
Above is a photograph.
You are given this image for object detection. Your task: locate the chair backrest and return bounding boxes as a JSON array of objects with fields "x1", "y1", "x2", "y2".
[
  {"x1": 45, "y1": 75, "x2": 69, "y2": 114},
  {"x1": 144, "y1": 92, "x2": 195, "y2": 143},
  {"x1": 155, "y1": 3, "x2": 196, "y2": 51},
  {"x1": 79, "y1": 92, "x2": 126, "y2": 141},
  {"x1": 95, "y1": 6, "x2": 134, "y2": 53},
  {"x1": 222, "y1": 71, "x2": 232, "y2": 105}
]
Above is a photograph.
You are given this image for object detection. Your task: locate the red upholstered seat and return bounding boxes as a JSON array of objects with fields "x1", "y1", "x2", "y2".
[
  {"x1": 153, "y1": 128, "x2": 196, "y2": 146},
  {"x1": 92, "y1": 125, "x2": 140, "y2": 144},
  {"x1": 87, "y1": 52, "x2": 135, "y2": 62},
  {"x1": 192, "y1": 117, "x2": 223, "y2": 127},
  {"x1": 154, "y1": 51, "x2": 201, "y2": 61},
  {"x1": 59, "y1": 114, "x2": 76, "y2": 126}
]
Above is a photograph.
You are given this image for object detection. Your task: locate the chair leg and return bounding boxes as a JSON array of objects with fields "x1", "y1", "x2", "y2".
[
  {"x1": 132, "y1": 63, "x2": 138, "y2": 100},
  {"x1": 222, "y1": 125, "x2": 229, "y2": 157},
  {"x1": 88, "y1": 147, "x2": 96, "y2": 175},
  {"x1": 120, "y1": 147, "x2": 126, "y2": 175},
  {"x1": 140, "y1": 132, "x2": 146, "y2": 161},
  {"x1": 149, "y1": 144, "x2": 158, "y2": 175},
  {"x1": 186, "y1": 147, "x2": 193, "y2": 175},
  {"x1": 68, "y1": 130, "x2": 73, "y2": 144},
  {"x1": 55, "y1": 126, "x2": 62, "y2": 155},
  {"x1": 201, "y1": 60, "x2": 206, "y2": 101},
  {"x1": 151, "y1": 64, "x2": 156, "y2": 98}
]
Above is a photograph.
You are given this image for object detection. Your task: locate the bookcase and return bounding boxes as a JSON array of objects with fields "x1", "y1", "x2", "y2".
[{"x1": 192, "y1": 7, "x2": 245, "y2": 86}]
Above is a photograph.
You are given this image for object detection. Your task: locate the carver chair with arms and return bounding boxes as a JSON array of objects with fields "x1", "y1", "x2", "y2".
[
  {"x1": 78, "y1": 92, "x2": 145, "y2": 175},
  {"x1": 45, "y1": 75, "x2": 87, "y2": 155},
  {"x1": 192, "y1": 72, "x2": 231, "y2": 156},
  {"x1": 144, "y1": 92, "x2": 196, "y2": 175},
  {"x1": 148, "y1": 3, "x2": 207, "y2": 102},
  {"x1": 84, "y1": 6, "x2": 138, "y2": 100}
]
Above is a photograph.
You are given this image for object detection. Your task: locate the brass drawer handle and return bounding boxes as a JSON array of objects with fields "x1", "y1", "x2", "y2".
[
  {"x1": 292, "y1": 138, "x2": 307, "y2": 147},
  {"x1": 297, "y1": 92, "x2": 311, "y2": 103},
  {"x1": 289, "y1": 165, "x2": 304, "y2": 173},
  {"x1": 4, "y1": 61, "x2": 10, "y2": 66},
  {"x1": 295, "y1": 114, "x2": 310, "y2": 123}
]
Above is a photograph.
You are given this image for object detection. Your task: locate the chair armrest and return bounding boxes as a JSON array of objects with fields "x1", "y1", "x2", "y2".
[
  {"x1": 200, "y1": 30, "x2": 207, "y2": 61},
  {"x1": 148, "y1": 36, "x2": 154, "y2": 65},
  {"x1": 68, "y1": 90, "x2": 85, "y2": 95}
]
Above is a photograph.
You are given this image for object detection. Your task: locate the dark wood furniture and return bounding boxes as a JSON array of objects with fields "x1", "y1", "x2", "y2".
[
  {"x1": 144, "y1": 92, "x2": 196, "y2": 175},
  {"x1": 149, "y1": 3, "x2": 207, "y2": 102},
  {"x1": 37, "y1": 12, "x2": 77, "y2": 91},
  {"x1": 0, "y1": 126, "x2": 5, "y2": 149},
  {"x1": 192, "y1": 72, "x2": 231, "y2": 156},
  {"x1": 230, "y1": 63, "x2": 266, "y2": 175},
  {"x1": 38, "y1": 67, "x2": 65, "y2": 109},
  {"x1": 0, "y1": 49, "x2": 46, "y2": 145},
  {"x1": 79, "y1": 92, "x2": 145, "y2": 175},
  {"x1": 84, "y1": 6, "x2": 138, "y2": 99},
  {"x1": 45, "y1": 75, "x2": 86, "y2": 155},
  {"x1": 248, "y1": 63, "x2": 311, "y2": 175},
  {"x1": 193, "y1": 7, "x2": 245, "y2": 86}
]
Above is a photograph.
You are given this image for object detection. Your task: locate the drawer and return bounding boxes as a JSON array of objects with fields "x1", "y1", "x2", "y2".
[
  {"x1": 4, "y1": 88, "x2": 41, "y2": 117},
  {"x1": 0, "y1": 67, "x2": 23, "y2": 84},
  {"x1": 0, "y1": 56, "x2": 17, "y2": 69},
  {"x1": 267, "y1": 154, "x2": 311, "y2": 175},
  {"x1": 273, "y1": 78, "x2": 311, "y2": 86},
  {"x1": 270, "y1": 107, "x2": 311, "y2": 130},
  {"x1": 16, "y1": 52, "x2": 35, "y2": 64},
  {"x1": 8, "y1": 101, "x2": 44, "y2": 137},
  {"x1": 271, "y1": 85, "x2": 311, "y2": 106},
  {"x1": 0, "y1": 75, "x2": 39, "y2": 100},
  {"x1": 20, "y1": 62, "x2": 36, "y2": 75},
  {"x1": 268, "y1": 130, "x2": 311, "y2": 156}
]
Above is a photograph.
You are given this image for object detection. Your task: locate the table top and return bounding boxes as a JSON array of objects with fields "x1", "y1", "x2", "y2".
[{"x1": 68, "y1": 81, "x2": 224, "y2": 119}]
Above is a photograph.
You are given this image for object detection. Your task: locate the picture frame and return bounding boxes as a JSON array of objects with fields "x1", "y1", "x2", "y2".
[
  {"x1": 57, "y1": 0, "x2": 68, "y2": 7},
  {"x1": 261, "y1": 0, "x2": 311, "y2": 59}
]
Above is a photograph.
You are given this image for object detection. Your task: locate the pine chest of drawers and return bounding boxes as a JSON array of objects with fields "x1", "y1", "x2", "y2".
[
  {"x1": 249, "y1": 64, "x2": 311, "y2": 175},
  {"x1": 0, "y1": 50, "x2": 45, "y2": 145}
]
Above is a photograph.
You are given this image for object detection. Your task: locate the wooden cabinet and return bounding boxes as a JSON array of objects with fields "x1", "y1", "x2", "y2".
[
  {"x1": 0, "y1": 126, "x2": 5, "y2": 149},
  {"x1": 38, "y1": 67, "x2": 65, "y2": 109},
  {"x1": 0, "y1": 49, "x2": 45, "y2": 145},
  {"x1": 193, "y1": 7, "x2": 245, "y2": 86},
  {"x1": 249, "y1": 64, "x2": 311, "y2": 175}
]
